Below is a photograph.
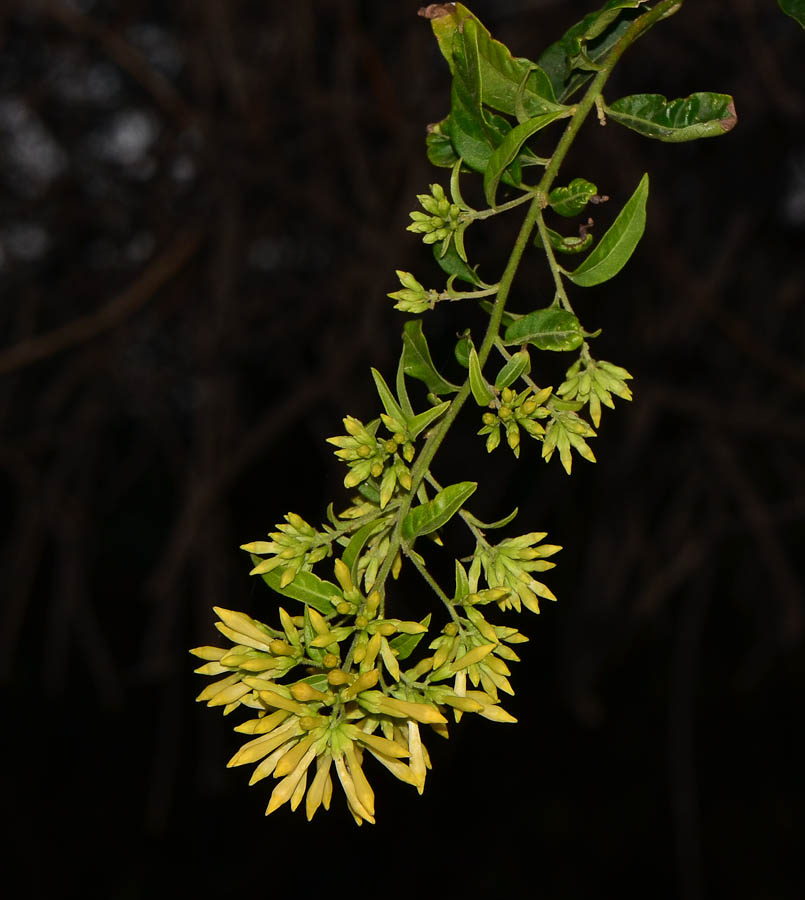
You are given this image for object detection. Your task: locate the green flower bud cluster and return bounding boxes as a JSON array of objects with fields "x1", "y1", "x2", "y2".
[
  {"x1": 542, "y1": 406, "x2": 597, "y2": 475},
  {"x1": 387, "y1": 270, "x2": 439, "y2": 314},
  {"x1": 192, "y1": 556, "x2": 529, "y2": 822},
  {"x1": 407, "y1": 183, "x2": 468, "y2": 258},
  {"x1": 242, "y1": 512, "x2": 333, "y2": 588},
  {"x1": 469, "y1": 532, "x2": 561, "y2": 615},
  {"x1": 327, "y1": 416, "x2": 413, "y2": 509},
  {"x1": 557, "y1": 356, "x2": 633, "y2": 427},
  {"x1": 477, "y1": 385, "x2": 552, "y2": 457}
]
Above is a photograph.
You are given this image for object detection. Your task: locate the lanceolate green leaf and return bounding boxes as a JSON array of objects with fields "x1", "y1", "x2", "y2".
[
  {"x1": 402, "y1": 320, "x2": 460, "y2": 395},
  {"x1": 408, "y1": 400, "x2": 451, "y2": 439},
  {"x1": 469, "y1": 345, "x2": 495, "y2": 406},
  {"x1": 402, "y1": 481, "x2": 478, "y2": 542},
  {"x1": 607, "y1": 93, "x2": 737, "y2": 142},
  {"x1": 567, "y1": 173, "x2": 648, "y2": 287},
  {"x1": 504, "y1": 308, "x2": 584, "y2": 352},
  {"x1": 549, "y1": 178, "x2": 598, "y2": 217},
  {"x1": 495, "y1": 349, "x2": 531, "y2": 389},
  {"x1": 254, "y1": 560, "x2": 340, "y2": 616},
  {"x1": 389, "y1": 614, "x2": 432, "y2": 660},
  {"x1": 371, "y1": 368, "x2": 406, "y2": 425},
  {"x1": 434, "y1": 241, "x2": 484, "y2": 287},
  {"x1": 484, "y1": 111, "x2": 568, "y2": 207},
  {"x1": 342, "y1": 522, "x2": 383, "y2": 584},
  {"x1": 779, "y1": 0, "x2": 805, "y2": 28},
  {"x1": 428, "y1": 4, "x2": 564, "y2": 116}
]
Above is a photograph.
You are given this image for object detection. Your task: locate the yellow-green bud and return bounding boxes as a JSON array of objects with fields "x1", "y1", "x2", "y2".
[
  {"x1": 357, "y1": 444, "x2": 372, "y2": 458},
  {"x1": 498, "y1": 406, "x2": 512, "y2": 420},
  {"x1": 327, "y1": 669, "x2": 350, "y2": 686},
  {"x1": 482, "y1": 412, "x2": 497, "y2": 426},
  {"x1": 355, "y1": 615, "x2": 369, "y2": 629},
  {"x1": 323, "y1": 653, "x2": 340, "y2": 668},
  {"x1": 502, "y1": 387, "x2": 515, "y2": 404},
  {"x1": 370, "y1": 461, "x2": 384, "y2": 478},
  {"x1": 336, "y1": 601, "x2": 353, "y2": 615},
  {"x1": 444, "y1": 623, "x2": 459, "y2": 636}
]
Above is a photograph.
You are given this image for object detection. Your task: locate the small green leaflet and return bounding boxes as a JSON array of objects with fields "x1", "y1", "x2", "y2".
[
  {"x1": 402, "y1": 320, "x2": 460, "y2": 395},
  {"x1": 371, "y1": 368, "x2": 406, "y2": 425},
  {"x1": 469, "y1": 345, "x2": 494, "y2": 406},
  {"x1": 483, "y1": 110, "x2": 568, "y2": 207},
  {"x1": 504, "y1": 308, "x2": 584, "y2": 352},
  {"x1": 254, "y1": 559, "x2": 340, "y2": 616},
  {"x1": 607, "y1": 93, "x2": 737, "y2": 142},
  {"x1": 408, "y1": 400, "x2": 451, "y2": 440},
  {"x1": 549, "y1": 178, "x2": 598, "y2": 217},
  {"x1": 402, "y1": 481, "x2": 477, "y2": 543},
  {"x1": 566, "y1": 173, "x2": 648, "y2": 287},
  {"x1": 389, "y1": 614, "x2": 432, "y2": 661},
  {"x1": 342, "y1": 522, "x2": 383, "y2": 585},
  {"x1": 495, "y1": 349, "x2": 531, "y2": 389},
  {"x1": 434, "y1": 241, "x2": 484, "y2": 287},
  {"x1": 454, "y1": 333, "x2": 472, "y2": 368},
  {"x1": 779, "y1": 0, "x2": 805, "y2": 28},
  {"x1": 535, "y1": 226, "x2": 594, "y2": 255},
  {"x1": 426, "y1": 125, "x2": 460, "y2": 168}
]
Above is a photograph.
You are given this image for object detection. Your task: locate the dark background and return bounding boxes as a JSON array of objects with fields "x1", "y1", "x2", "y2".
[{"x1": 2, "y1": 1, "x2": 803, "y2": 898}]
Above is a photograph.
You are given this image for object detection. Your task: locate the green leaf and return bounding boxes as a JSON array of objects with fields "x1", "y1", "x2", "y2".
[
  {"x1": 371, "y1": 368, "x2": 406, "y2": 425},
  {"x1": 567, "y1": 173, "x2": 648, "y2": 287},
  {"x1": 402, "y1": 320, "x2": 460, "y2": 395},
  {"x1": 504, "y1": 308, "x2": 584, "y2": 352},
  {"x1": 463, "y1": 507, "x2": 519, "y2": 531},
  {"x1": 434, "y1": 241, "x2": 484, "y2": 287},
  {"x1": 495, "y1": 349, "x2": 531, "y2": 389},
  {"x1": 342, "y1": 522, "x2": 382, "y2": 585},
  {"x1": 453, "y1": 560, "x2": 470, "y2": 601},
  {"x1": 454, "y1": 333, "x2": 472, "y2": 368},
  {"x1": 538, "y1": 2, "x2": 649, "y2": 102},
  {"x1": 549, "y1": 178, "x2": 598, "y2": 217},
  {"x1": 429, "y1": 4, "x2": 564, "y2": 116},
  {"x1": 483, "y1": 111, "x2": 568, "y2": 207},
  {"x1": 402, "y1": 481, "x2": 478, "y2": 543},
  {"x1": 253, "y1": 560, "x2": 340, "y2": 616},
  {"x1": 408, "y1": 401, "x2": 451, "y2": 440},
  {"x1": 607, "y1": 93, "x2": 737, "y2": 142},
  {"x1": 426, "y1": 124, "x2": 460, "y2": 168},
  {"x1": 389, "y1": 614, "x2": 432, "y2": 661},
  {"x1": 779, "y1": 0, "x2": 805, "y2": 28},
  {"x1": 396, "y1": 354, "x2": 414, "y2": 419},
  {"x1": 535, "y1": 226, "x2": 594, "y2": 255},
  {"x1": 469, "y1": 346, "x2": 494, "y2": 406}
]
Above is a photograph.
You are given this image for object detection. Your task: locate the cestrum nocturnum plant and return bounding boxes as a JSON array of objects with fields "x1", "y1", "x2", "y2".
[{"x1": 191, "y1": 0, "x2": 735, "y2": 823}]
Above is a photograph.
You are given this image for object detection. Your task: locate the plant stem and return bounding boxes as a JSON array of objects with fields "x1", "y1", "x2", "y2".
[
  {"x1": 371, "y1": 0, "x2": 681, "y2": 602},
  {"x1": 534, "y1": 206, "x2": 573, "y2": 312}
]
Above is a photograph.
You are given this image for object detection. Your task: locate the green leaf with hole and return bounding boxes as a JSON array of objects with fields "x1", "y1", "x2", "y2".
[
  {"x1": 779, "y1": 0, "x2": 805, "y2": 28},
  {"x1": 434, "y1": 241, "x2": 484, "y2": 287},
  {"x1": 469, "y1": 346, "x2": 494, "y2": 406},
  {"x1": 402, "y1": 320, "x2": 460, "y2": 395},
  {"x1": 549, "y1": 178, "x2": 598, "y2": 217},
  {"x1": 567, "y1": 173, "x2": 648, "y2": 287},
  {"x1": 254, "y1": 560, "x2": 339, "y2": 616},
  {"x1": 607, "y1": 93, "x2": 737, "y2": 142},
  {"x1": 402, "y1": 481, "x2": 477, "y2": 542},
  {"x1": 495, "y1": 349, "x2": 531, "y2": 389},
  {"x1": 504, "y1": 309, "x2": 584, "y2": 352},
  {"x1": 484, "y1": 110, "x2": 568, "y2": 207}
]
